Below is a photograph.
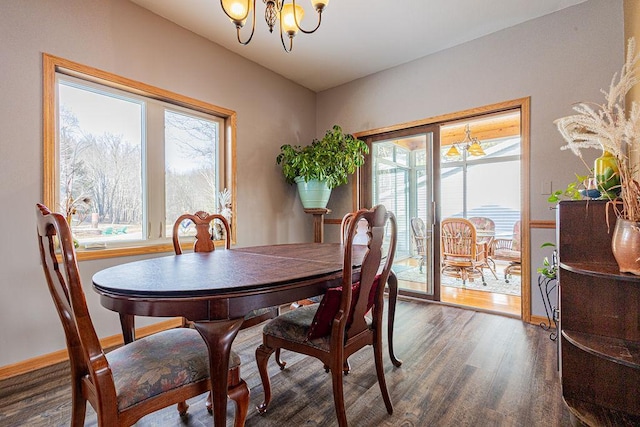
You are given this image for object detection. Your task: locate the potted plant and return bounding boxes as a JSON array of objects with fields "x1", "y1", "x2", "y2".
[
  {"x1": 276, "y1": 125, "x2": 369, "y2": 209},
  {"x1": 555, "y1": 37, "x2": 640, "y2": 274}
]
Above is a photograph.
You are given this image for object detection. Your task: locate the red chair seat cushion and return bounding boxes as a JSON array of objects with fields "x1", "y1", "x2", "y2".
[{"x1": 306, "y1": 275, "x2": 380, "y2": 340}]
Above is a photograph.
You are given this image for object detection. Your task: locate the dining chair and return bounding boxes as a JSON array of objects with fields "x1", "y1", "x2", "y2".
[
  {"x1": 255, "y1": 204, "x2": 397, "y2": 427},
  {"x1": 492, "y1": 220, "x2": 522, "y2": 283},
  {"x1": 441, "y1": 217, "x2": 493, "y2": 285},
  {"x1": 35, "y1": 203, "x2": 249, "y2": 427},
  {"x1": 172, "y1": 210, "x2": 279, "y2": 329},
  {"x1": 410, "y1": 217, "x2": 429, "y2": 273}
]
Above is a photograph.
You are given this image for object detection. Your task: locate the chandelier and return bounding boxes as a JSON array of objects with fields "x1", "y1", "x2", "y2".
[
  {"x1": 220, "y1": 0, "x2": 329, "y2": 52},
  {"x1": 445, "y1": 124, "x2": 486, "y2": 158}
]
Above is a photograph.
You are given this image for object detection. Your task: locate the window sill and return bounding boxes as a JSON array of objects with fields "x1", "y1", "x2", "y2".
[{"x1": 75, "y1": 242, "x2": 175, "y2": 261}]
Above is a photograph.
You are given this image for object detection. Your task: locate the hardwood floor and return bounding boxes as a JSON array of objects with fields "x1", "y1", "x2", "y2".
[
  {"x1": 440, "y1": 285, "x2": 521, "y2": 317},
  {"x1": 396, "y1": 257, "x2": 521, "y2": 316},
  {"x1": 0, "y1": 300, "x2": 570, "y2": 426}
]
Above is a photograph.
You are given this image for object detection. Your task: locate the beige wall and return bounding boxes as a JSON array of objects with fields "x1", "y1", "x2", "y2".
[
  {"x1": 626, "y1": 0, "x2": 640, "y2": 107},
  {"x1": 0, "y1": 0, "x2": 628, "y2": 367},
  {"x1": 0, "y1": 0, "x2": 316, "y2": 366},
  {"x1": 316, "y1": 0, "x2": 624, "y2": 317}
]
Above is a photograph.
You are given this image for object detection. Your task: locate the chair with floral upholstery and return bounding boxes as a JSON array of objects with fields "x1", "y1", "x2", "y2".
[
  {"x1": 35, "y1": 203, "x2": 249, "y2": 427},
  {"x1": 493, "y1": 220, "x2": 522, "y2": 283},
  {"x1": 255, "y1": 205, "x2": 397, "y2": 427}
]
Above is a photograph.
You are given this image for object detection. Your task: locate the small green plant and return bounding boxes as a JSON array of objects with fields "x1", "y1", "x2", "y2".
[
  {"x1": 537, "y1": 242, "x2": 558, "y2": 279},
  {"x1": 547, "y1": 173, "x2": 589, "y2": 203},
  {"x1": 276, "y1": 125, "x2": 369, "y2": 189}
]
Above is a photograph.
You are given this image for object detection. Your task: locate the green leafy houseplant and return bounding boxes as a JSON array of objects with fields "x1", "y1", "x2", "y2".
[
  {"x1": 537, "y1": 242, "x2": 558, "y2": 280},
  {"x1": 546, "y1": 173, "x2": 589, "y2": 203},
  {"x1": 276, "y1": 125, "x2": 369, "y2": 190}
]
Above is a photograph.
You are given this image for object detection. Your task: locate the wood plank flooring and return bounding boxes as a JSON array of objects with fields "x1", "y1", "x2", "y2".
[{"x1": 0, "y1": 300, "x2": 570, "y2": 426}]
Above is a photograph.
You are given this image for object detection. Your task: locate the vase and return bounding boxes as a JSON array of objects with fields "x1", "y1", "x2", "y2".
[
  {"x1": 294, "y1": 177, "x2": 331, "y2": 209},
  {"x1": 594, "y1": 151, "x2": 621, "y2": 199},
  {"x1": 611, "y1": 218, "x2": 640, "y2": 275}
]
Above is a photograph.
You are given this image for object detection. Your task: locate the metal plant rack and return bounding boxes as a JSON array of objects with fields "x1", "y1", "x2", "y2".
[{"x1": 537, "y1": 250, "x2": 558, "y2": 341}]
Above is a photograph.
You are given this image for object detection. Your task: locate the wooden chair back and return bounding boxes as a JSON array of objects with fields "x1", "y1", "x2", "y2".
[
  {"x1": 340, "y1": 212, "x2": 369, "y2": 246},
  {"x1": 35, "y1": 203, "x2": 108, "y2": 400},
  {"x1": 342, "y1": 205, "x2": 397, "y2": 340},
  {"x1": 172, "y1": 211, "x2": 231, "y2": 254}
]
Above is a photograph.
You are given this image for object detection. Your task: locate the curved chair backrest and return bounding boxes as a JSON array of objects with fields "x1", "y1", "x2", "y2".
[
  {"x1": 172, "y1": 211, "x2": 231, "y2": 255},
  {"x1": 343, "y1": 205, "x2": 397, "y2": 339},
  {"x1": 441, "y1": 217, "x2": 478, "y2": 260},
  {"x1": 468, "y1": 216, "x2": 495, "y2": 245},
  {"x1": 340, "y1": 212, "x2": 369, "y2": 246},
  {"x1": 512, "y1": 220, "x2": 522, "y2": 252},
  {"x1": 35, "y1": 204, "x2": 111, "y2": 407},
  {"x1": 411, "y1": 217, "x2": 426, "y2": 238},
  {"x1": 410, "y1": 217, "x2": 428, "y2": 254}
]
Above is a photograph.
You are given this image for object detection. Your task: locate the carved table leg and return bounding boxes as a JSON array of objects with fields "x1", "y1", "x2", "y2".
[
  {"x1": 193, "y1": 318, "x2": 244, "y2": 427},
  {"x1": 386, "y1": 271, "x2": 402, "y2": 367},
  {"x1": 119, "y1": 313, "x2": 135, "y2": 344}
]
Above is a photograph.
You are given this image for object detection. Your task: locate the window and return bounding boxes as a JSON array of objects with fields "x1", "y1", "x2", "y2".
[{"x1": 43, "y1": 54, "x2": 236, "y2": 259}]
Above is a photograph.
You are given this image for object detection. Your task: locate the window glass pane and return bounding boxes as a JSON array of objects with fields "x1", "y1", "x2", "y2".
[
  {"x1": 395, "y1": 148, "x2": 409, "y2": 166},
  {"x1": 165, "y1": 110, "x2": 219, "y2": 237},
  {"x1": 440, "y1": 164, "x2": 464, "y2": 219},
  {"x1": 58, "y1": 81, "x2": 143, "y2": 246},
  {"x1": 467, "y1": 160, "x2": 520, "y2": 237}
]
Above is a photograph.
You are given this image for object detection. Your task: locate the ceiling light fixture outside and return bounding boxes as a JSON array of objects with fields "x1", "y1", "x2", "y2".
[
  {"x1": 220, "y1": 0, "x2": 328, "y2": 52},
  {"x1": 445, "y1": 124, "x2": 486, "y2": 158}
]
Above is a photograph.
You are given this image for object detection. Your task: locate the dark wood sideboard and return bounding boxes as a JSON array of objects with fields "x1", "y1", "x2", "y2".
[{"x1": 558, "y1": 200, "x2": 640, "y2": 425}]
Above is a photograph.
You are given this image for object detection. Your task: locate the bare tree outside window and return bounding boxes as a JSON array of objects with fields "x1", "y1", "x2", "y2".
[
  {"x1": 58, "y1": 81, "x2": 143, "y2": 244},
  {"x1": 165, "y1": 110, "x2": 220, "y2": 237}
]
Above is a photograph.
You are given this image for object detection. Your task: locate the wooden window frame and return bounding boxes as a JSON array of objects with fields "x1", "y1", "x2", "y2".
[{"x1": 43, "y1": 53, "x2": 237, "y2": 260}]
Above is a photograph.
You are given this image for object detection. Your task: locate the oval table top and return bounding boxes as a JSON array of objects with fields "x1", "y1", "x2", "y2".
[{"x1": 92, "y1": 243, "x2": 365, "y2": 298}]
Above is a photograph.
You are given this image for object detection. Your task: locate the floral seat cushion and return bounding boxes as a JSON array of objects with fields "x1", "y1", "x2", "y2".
[
  {"x1": 106, "y1": 328, "x2": 241, "y2": 411},
  {"x1": 262, "y1": 305, "x2": 373, "y2": 351}
]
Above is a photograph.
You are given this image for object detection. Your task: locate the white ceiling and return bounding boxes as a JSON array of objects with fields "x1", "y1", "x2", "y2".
[{"x1": 130, "y1": 0, "x2": 587, "y2": 92}]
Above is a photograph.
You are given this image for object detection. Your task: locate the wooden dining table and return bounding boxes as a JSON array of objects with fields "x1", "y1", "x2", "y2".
[{"x1": 92, "y1": 243, "x2": 402, "y2": 427}]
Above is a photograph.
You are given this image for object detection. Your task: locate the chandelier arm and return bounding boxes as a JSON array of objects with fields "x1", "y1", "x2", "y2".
[
  {"x1": 291, "y1": 0, "x2": 323, "y2": 34},
  {"x1": 279, "y1": 18, "x2": 293, "y2": 52},
  {"x1": 236, "y1": 21, "x2": 256, "y2": 45},
  {"x1": 237, "y1": 4, "x2": 257, "y2": 45}
]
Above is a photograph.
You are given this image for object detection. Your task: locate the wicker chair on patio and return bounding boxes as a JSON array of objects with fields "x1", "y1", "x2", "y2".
[
  {"x1": 468, "y1": 216, "x2": 498, "y2": 279},
  {"x1": 441, "y1": 218, "x2": 492, "y2": 285},
  {"x1": 411, "y1": 217, "x2": 429, "y2": 273},
  {"x1": 493, "y1": 220, "x2": 522, "y2": 283}
]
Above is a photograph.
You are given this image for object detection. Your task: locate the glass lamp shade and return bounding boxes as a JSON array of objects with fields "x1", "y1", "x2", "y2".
[
  {"x1": 221, "y1": 0, "x2": 252, "y2": 26},
  {"x1": 467, "y1": 142, "x2": 486, "y2": 156},
  {"x1": 445, "y1": 145, "x2": 461, "y2": 157},
  {"x1": 312, "y1": 0, "x2": 329, "y2": 11},
  {"x1": 281, "y1": 3, "x2": 304, "y2": 36}
]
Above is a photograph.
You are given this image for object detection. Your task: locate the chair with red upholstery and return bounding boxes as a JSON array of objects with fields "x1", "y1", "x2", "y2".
[
  {"x1": 255, "y1": 205, "x2": 397, "y2": 427},
  {"x1": 35, "y1": 203, "x2": 249, "y2": 426}
]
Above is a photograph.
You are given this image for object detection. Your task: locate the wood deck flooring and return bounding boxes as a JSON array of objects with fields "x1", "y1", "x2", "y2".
[{"x1": 0, "y1": 299, "x2": 570, "y2": 426}]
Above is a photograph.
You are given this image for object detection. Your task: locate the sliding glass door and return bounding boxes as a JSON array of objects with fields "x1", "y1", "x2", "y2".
[{"x1": 361, "y1": 125, "x2": 439, "y2": 299}]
